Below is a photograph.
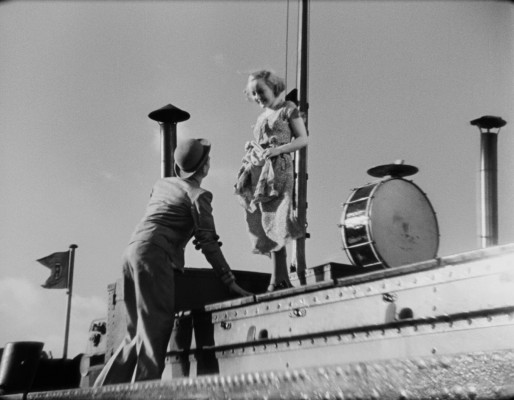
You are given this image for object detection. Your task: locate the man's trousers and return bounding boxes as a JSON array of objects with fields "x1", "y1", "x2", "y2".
[{"x1": 94, "y1": 241, "x2": 175, "y2": 385}]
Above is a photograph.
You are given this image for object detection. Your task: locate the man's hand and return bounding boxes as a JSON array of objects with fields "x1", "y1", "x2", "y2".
[{"x1": 228, "y1": 281, "x2": 253, "y2": 297}]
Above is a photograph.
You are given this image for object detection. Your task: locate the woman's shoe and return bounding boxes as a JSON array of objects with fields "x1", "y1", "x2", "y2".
[{"x1": 267, "y1": 280, "x2": 293, "y2": 292}]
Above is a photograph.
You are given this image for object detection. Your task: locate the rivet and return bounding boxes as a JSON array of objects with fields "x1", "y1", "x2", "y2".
[
  {"x1": 299, "y1": 368, "x2": 308, "y2": 379},
  {"x1": 318, "y1": 367, "x2": 328, "y2": 378},
  {"x1": 293, "y1": 370, "x2": 301, "y2": 381}
]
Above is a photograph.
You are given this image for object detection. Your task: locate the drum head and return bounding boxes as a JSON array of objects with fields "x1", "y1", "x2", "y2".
[{"x1": 369, "y1": 179, "x2": 438, "y2": 267}]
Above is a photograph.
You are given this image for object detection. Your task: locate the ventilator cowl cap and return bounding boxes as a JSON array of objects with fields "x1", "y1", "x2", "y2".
[{"x1": 174, "y1": 138, "x2": 211, "y2": 179}]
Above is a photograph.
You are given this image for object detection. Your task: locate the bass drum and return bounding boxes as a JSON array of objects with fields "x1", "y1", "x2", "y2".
[{"x1": 341, "y1": 178, "x2": 439, "y2": 269}]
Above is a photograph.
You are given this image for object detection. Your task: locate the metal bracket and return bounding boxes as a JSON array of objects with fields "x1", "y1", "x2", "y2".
[
  {"x1": 289, "y1": 308, "x2": 307, "y2": 318},
  {"x1": 221, "y1": 321, "x2": 232, "y2": 330},
  {"x1": 383, "y1": 292, "x2": 398, "y2": 303}
]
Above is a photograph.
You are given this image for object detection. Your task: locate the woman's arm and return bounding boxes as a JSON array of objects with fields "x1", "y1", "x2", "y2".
[{"x1": 264, "y1": 117, "x2": 308, "y2": 158}]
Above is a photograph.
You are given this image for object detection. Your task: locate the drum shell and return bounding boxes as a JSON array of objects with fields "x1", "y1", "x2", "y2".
[
  {"x1": 341, "y1": 178, "x2": 439, "y2": 268},
  {"x1": 0, "y1": 341, "x2": 43, "y2": 394}
]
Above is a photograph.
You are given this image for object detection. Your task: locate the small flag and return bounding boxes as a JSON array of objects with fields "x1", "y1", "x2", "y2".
[{"x1": 37, "y1": 251, "x2": 70, "y2": 289}]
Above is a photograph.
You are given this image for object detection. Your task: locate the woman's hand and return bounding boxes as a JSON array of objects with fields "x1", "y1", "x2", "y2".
[{"x1": 263, "y1": 147, "x2": 281, "y2": 159}]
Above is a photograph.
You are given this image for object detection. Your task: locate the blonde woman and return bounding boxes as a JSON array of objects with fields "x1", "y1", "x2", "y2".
[{"x1": 235, "y1": 70, "x2": 308, "y2": 291}]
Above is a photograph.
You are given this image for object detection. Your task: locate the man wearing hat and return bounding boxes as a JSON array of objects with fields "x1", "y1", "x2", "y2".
[{"x1": 95, "y1": 138, "x2": 251, "y2": 385}]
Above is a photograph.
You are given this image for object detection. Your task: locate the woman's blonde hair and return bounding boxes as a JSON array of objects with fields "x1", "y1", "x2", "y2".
[{"x1": 244, "y1": 70, "x2": 286, "y2": 100}]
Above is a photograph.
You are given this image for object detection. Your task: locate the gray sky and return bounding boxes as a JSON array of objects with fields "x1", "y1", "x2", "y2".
[{"x1": 1, "y1": 1, "x2": 513, "y2": 357}]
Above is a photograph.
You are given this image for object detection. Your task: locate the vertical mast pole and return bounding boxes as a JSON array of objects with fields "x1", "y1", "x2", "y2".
[
  {"x1": 292, "y1": 0, "x2": 310, "y2": 282},
  {"x1": 63, "y1": 244, "x2": 77, "y2": 359}
]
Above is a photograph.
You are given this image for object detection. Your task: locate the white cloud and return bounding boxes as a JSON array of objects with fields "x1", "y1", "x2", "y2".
[{"x1": 0, "y1": 277, "x2": 106, "y2": 359}]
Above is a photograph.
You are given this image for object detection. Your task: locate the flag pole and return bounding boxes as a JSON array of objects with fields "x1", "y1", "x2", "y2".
[{"x1": 63, "y1": 244, "x2": 78, "y2": 359}]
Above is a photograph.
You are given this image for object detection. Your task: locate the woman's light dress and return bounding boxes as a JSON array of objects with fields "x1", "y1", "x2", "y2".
[{"x1": 235, "y1": 100, "x2": 303, "y2": 255}]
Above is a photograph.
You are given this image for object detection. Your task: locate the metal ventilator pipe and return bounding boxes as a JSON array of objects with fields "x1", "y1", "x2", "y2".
[
  {"x1": 470, "y1": 115, "x2": 506, "y2": 248},
  {"x1": 148, "y1": 104, "x2": 190, "y2": 178}
]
